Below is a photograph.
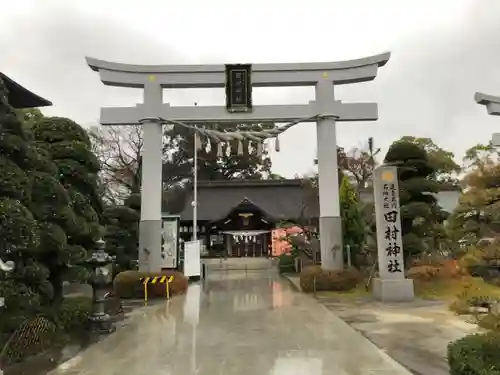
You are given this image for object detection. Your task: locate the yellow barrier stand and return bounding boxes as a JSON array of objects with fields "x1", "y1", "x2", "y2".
[
  {"x1": 142, "y1": 277, "x2": 150, "y2": 304},
  {"x1": 140, "y1": 276, "x2": 175, "y2": 304},
  {"x1": 166, "y1": 276, "x2": 174, "y2": 300}
]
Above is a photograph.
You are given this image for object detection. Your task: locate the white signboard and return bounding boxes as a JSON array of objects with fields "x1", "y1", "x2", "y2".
[
  {"x1": 184, "y1": 240, "x2": 201, "y2": 278},
  {"x1": 161, "y1": 218, "x2": 179, "y2": 269},
  {"x1": 374, "y1": 166, "x2": 405, "y2": 280},
  {"x1": 0, "y1": 297, "x2": 4, "y2": 307}
]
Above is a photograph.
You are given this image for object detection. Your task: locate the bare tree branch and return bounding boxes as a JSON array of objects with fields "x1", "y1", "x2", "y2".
[{"x1": 88, "y1": 125, "x2": 145, "y2": 204}]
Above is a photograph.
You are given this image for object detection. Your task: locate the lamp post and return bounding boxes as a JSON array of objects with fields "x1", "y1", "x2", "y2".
[
  {"x1": 193, "y1": 102, "x2": 198, "y2": 242},
  {"x1": 85, "y1": 239, "x2": 115, "y2": 334}
]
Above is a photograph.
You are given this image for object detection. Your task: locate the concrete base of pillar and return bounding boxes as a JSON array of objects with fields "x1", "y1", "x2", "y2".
[
  {"x1": 138, "y1": 219, "x2": 162, "y2": 272},
  {"x1": 372, "y1": 277, "x2": 415, "y2": 302},
  {"x1": 319, "y1": 216, "x2": 343, "y2": 271}
]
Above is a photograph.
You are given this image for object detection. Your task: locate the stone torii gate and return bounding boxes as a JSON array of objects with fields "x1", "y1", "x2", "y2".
[
  {"x1": 475, "y1": 92, "x2": 500, "y2": 146},
  {"x1": 86, "y1": 53, "x2": 390, "y2": 272}
]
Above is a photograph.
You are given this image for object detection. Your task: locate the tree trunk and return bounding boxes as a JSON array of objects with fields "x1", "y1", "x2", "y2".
[{"x1": 49, "y1": 267, "x2": 64, "y2": 307}]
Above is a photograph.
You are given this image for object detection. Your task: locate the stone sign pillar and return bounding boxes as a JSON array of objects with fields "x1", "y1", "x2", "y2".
[{"x1": 372, "y1": 166, "x2": 414, "y2": 302}]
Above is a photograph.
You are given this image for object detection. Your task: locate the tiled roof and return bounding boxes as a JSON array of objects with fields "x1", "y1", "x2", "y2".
[
  {"x1": 1, "y1": 73, "x2": 52, "y2": 108},
  {"x1": 179, "y1": 179, "x2": 319, "y2": 222}
]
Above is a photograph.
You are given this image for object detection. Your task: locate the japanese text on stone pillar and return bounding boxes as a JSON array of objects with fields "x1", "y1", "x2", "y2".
[
  {"x1": 374, "y1": 166, "x2": 406, "y2": 280},
  {"x1": 382, "y1": 183, "x2": 402, "y2": 274}
]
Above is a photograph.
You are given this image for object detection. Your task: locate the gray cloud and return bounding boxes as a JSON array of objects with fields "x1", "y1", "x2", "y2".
[
  {"x1": 2, "y1": 1, "x2": 500, "y2": 177},
  {"x1": 337, "y1": 1, "x2": 500, "y2": 163},
  {"x1": 1, "y1": 2, "x2": 197, "y2": 125}
]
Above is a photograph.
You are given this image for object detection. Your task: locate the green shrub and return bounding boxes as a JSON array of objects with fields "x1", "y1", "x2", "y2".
[
  {"x1": 0, "y1": 155, "x2": 31, "y2": 203},
  {"x1": 277, "y1": 254, "x2": 295, "y2": 274},
  {"x1": 29, "y1": 172, "x2": 71, "y2": 206},
  {"x1": 0, "y1": 133, "x2": 31, "y2": 169},
  {"x1": 448, "y1": 280, "x2": 499, "y2": 315},
  {"x1": 299, "y1": 265, "x2": 362, "y2": 293},
  {"x1": 113, "y1": 270, "x2": 188, "y2": 299},
  {"x1": 448, "y1": 333, "x2": 500, "y2": 375},
  {"x1": 0, "y1": 198, "x2": 40, "y2": 254},
  {"x1": 54, "y1": 297, "x2": 92, "y2": 331},
  {"x1": 33, "y1": 117, "x2": 91, "y2": 146},
  {"x1": 44, "y1": 142, "x2": 100, "y2": 173}
]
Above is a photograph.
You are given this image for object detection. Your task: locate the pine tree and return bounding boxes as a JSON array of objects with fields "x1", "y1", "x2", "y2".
[
  {"x1": 0, "y1": 77, "x2": 49, "y2": 327},
  {"x1": 32, "y1": 117, "x2": 104, "y2": 301},
  {"x1": 384, "y1": 141, "x2": 447, "y2": 259}
]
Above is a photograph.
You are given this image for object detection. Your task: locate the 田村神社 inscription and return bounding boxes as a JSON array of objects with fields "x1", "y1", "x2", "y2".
[{"x1": 374, "y1": 167, "x2": 406, "y2": 279}]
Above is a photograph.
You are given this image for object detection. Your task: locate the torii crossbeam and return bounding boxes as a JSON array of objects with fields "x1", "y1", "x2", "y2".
[
  {"x1": 87, "y1": 52, "x2": 390, "y2": 272},
  {"x1": 475, "y1": 92, "x2": 500, "y2": 146}
]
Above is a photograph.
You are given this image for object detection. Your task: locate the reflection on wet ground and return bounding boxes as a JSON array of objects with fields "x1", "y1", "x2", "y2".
[{"x1": 45, "y1": 270, "x2": 412, "y2": 375}]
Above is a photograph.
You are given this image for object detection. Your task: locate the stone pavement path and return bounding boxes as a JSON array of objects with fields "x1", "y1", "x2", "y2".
[
  {"x1": 315, "y1": 293, "x2": 481, "y2": 375},
  {"x1": 48, "y1": 271, "x2": 412, "y2": 375}
]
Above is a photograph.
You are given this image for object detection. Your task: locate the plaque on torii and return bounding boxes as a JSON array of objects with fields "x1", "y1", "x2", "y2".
[
  {"x1": 225, "y1": 64, "x2": 252, "y2": 113},
  {"x1": 86, "y1": 53, "x2": 390, "y2": 272}
]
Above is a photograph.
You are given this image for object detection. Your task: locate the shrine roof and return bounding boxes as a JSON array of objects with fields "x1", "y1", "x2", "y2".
[
  {"x1": 179, "y1": 179, "x2": 318, "y2": 222},
  {"x1": 1, "y1": 73, "x2": 52, "y2": 108}
]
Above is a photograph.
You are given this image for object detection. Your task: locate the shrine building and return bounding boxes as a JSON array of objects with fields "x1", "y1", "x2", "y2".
[{"x1": 178, "y1": 179, "x2": 319, "y2": 258}]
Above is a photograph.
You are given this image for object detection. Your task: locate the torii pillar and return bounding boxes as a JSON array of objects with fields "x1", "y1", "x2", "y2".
[
  {"x1": 86, "y1": 53, "x2": 390, "y2": 272},
  {"x1": 475, "y1": 92, "x2": 500, "y2": 146}
]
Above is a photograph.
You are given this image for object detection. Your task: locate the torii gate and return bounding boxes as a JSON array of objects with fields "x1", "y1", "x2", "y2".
[
  {"x1": 86, "y1": 52, "x2": 390, "y2": 272},
  {"x1": 475, "y1": 92, "x2": 500, "y2": 146}
]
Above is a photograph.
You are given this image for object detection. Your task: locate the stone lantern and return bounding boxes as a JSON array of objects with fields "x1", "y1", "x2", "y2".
[{"x1": 85, "y1": 239, "x2": 115, "y2": 334}]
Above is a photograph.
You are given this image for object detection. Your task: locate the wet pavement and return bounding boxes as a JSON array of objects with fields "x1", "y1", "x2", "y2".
[
  {"x1": 285, "y1": 275, "x2": 479, "y2": 375},
  {"x1": 48, "y1": 270, "x2": 412, "y2": 375},
  {"x1": 318, "y1": 297, "x2": 479, "y2": 375}
]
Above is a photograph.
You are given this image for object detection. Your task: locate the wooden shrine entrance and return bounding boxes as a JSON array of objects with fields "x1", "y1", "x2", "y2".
[
  {"x1": 224, "y1": 231, "x2": 270, "y2": 257},
  {"x1": 212, "y1": 198, "x2": 274, "y2": 258}
]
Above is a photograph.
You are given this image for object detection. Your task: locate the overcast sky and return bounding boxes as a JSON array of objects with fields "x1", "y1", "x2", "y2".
[{"x1": 2, "y1": 0, "x2": 500, "y2": 177}]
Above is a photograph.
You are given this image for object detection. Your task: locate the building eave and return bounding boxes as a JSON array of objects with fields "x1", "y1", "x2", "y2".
[{"x1": 1, "y1": 73, "x2": 52, "y2": 108}]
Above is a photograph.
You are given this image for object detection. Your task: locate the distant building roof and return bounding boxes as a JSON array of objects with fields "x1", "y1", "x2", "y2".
[
  {"x1": 1, "y1": 73, "x2": 52, "y2": 108},
  {"x1": 179, "y1": 179, "x2": 319, "y2": 222}
]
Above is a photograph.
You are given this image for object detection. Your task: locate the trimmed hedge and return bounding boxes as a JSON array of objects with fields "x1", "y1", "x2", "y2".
[
  {"x1": 448, "y1": 333, "x2": 500, "y2": 375},
  {"x1": 113, "y1": 270, "x2": 188, "y2": 299},
  {"x1": 54, "y1": 297, "x2": 92, "y2": 332},
  {"x1": 299, "y1": 265, "x2": 362, "y2": 293},
  {"x1": 277, "y1": 254, "x2": 295, "y2": 274},
  {"x1": 407, "y1": 265, "x2": 440, "y2": 281}
]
